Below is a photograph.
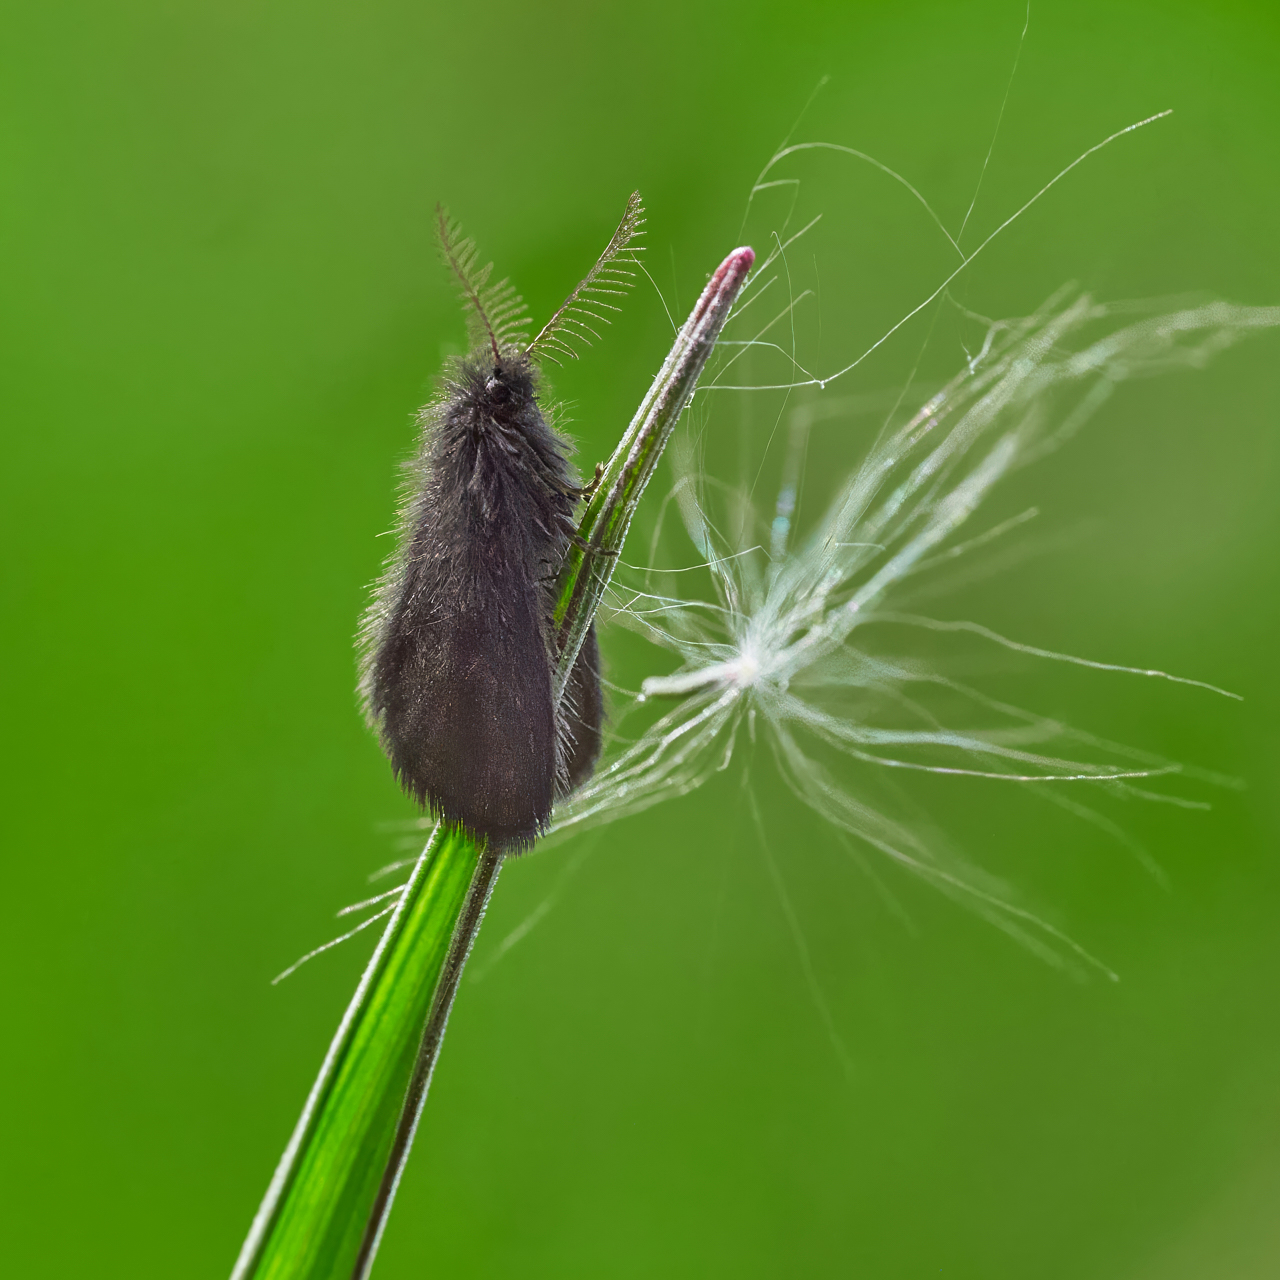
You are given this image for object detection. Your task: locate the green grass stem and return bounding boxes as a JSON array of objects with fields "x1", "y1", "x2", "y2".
[{"x1": 231, "y1": 244, "x2": 754, "y2": 1280}]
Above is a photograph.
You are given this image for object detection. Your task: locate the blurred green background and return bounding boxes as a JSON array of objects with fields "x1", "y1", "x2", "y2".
[{"x1": 3, "y1": 0, "x2": 1278, "y2": 1276}]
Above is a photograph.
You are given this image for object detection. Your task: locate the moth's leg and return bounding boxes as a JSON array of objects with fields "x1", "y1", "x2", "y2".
[
  {"x1": 555, "y1": 509, "x2": 619, "y2": 558},
  {"x1": 568, "y1": 462, "x2": 606, "y2": 501},
  {"x1": 568, "y1": 532, "x2": 618, "y2": 557}
]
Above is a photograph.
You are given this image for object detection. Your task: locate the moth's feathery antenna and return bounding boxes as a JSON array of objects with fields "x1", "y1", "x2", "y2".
[
  {"x1": 436, "y1": 205, "x2": 530, "y2": 363},
  {"x1": 526, "y1": 191, "x2": 646, "y2": 365}
]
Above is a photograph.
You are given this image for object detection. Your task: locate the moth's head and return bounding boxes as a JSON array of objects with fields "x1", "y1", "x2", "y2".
[
  {"x1": 450, "y1": 349, "x2": 537, "y2": 423},
  {"x1": 482, "y1": 351, "x2": 537, "y2": 406}
]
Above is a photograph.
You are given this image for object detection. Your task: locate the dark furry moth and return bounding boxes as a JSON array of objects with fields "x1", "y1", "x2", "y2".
[{"x1": 359, "y1": 194, "x2": 644, "y2": 851}]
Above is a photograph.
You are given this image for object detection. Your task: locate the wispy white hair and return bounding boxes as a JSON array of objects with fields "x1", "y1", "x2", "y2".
[{"x1": 547, "y1": 289, "x2": 1279, "y2": 974}]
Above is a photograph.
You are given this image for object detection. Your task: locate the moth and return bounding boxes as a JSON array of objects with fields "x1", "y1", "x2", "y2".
[{"x1": 359, "y1": 194, "x2": 644, "y2": 851}]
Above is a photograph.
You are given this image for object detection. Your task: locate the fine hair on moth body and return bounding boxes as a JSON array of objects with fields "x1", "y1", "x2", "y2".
[{"x1": 358, "y1": 193, "x2": 645, "y2": 852}]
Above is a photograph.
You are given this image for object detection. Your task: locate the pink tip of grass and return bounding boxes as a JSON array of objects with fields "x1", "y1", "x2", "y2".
[{"x1": 693, "y1": 246, "x2": 755, "y2": 326}]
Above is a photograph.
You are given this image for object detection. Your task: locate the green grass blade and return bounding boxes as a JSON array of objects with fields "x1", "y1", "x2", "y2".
[{"x1": 231, "y1": 244, "x2": 754, "y2": 1280}]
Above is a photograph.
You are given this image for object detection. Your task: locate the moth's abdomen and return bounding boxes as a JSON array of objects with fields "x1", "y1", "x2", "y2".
[{"x1": 372, "y1": 560, "x2": 557, "y2": 850}]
